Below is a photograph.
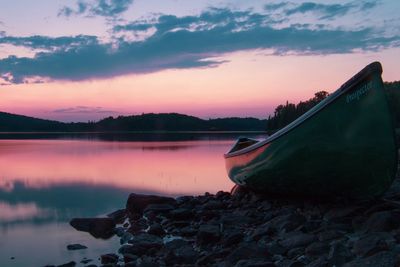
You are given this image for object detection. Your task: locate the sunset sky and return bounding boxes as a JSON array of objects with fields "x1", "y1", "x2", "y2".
[{"x1": 0, "y1": 0, "x2": 399, "y2": 122}]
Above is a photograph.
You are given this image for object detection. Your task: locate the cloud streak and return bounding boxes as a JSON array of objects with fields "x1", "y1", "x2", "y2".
[
  {"x1": 264, "y1": 1, "x2": 379, "y2": 20},
  {"x1": 58, "y1": 0, "x2": 133, "y2": 18},
  {"x1": 0, "y1": 4, "x2": 398, "y2": 85},
  {"x1": 53, "y1": 106, "x2": 118, "y2": 114}
]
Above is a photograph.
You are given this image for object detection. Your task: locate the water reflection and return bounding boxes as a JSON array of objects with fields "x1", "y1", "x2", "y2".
[
  {"x1": 0, "y1": 134, "x2": 265, "y2": 266},
  {"x1": 0, "y1": 139, "x2": 236, "y2": 195}
]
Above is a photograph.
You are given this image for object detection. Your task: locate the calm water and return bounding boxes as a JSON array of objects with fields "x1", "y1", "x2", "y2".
[{"x1": 0, "y1": 133, "x2": 264, "y2": 267}]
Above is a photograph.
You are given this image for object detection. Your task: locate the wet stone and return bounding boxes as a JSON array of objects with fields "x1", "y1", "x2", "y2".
[
  {"x1": 197, "y1": 224, "x2": 220, "y2": 246},
  {"x1": 147, "y1": 223, "x2": 165, "y2": 236},
  {"x1": 225, "y1": 242, "x2": 269, "y2": 266},
  {"x1": 126, "y1": 193, "x2": 176, "y2": 215},
  {"x1": 361, "y1": 210, "x2": 400, "y2": 233},
  {"x1": 343, "y1": 251, "x2": 400, "y2": 267},
  {"x1": 107, "y1": 209, "x2": 127, "y2": 224},
  {"x1": 352, "y1": 233, "x2": 389, "y2": 257},
  {"x1": 66, "y1": 243, "x2": 87, "y2": 250},
  {"x1": 69, "y1": 218, "x2": 115, "y2": 239},
  {"x1": 305, "y1": 241, "x2": 329, "y2": 256},
  {"x1": 279, "y1": 232, "x2": 316, "y2": 250},
  {"x1": 57, "y1": 262, "x2": 76, "y2": 267},
  {"x1": 234, "y1": 258, "x2": 276, "y2": 267},
  {"x1": 143, "y1": 203, "x2": 175, "y2": 214},
  {"x1": 168, "y1": 208, "x2": 194, "y2": 220},
  {"x1": 266, "y1": 241, "x2": 287, "y2": 256},
  {"x1": 100, "y1": 253, "x2": 118, "y2": 264}
]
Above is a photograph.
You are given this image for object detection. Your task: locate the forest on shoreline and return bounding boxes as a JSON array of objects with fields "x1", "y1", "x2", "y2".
[{"x1": 1, "y1": 81, "x2": 398, "y2": 133}]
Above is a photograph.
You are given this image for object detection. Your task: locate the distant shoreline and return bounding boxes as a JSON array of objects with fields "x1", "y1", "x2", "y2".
[{"x1": 0, "y1": 130, "x2": 267, "y2": 134}]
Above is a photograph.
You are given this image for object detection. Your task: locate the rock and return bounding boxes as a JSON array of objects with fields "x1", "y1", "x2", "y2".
[
  {"x1": 361, "y1": 210, "x2": 400, "y2": 233},
  {"x1": 143, "y1": 203, "x2": 175, "y2": 214},
  {"x1": 69, "y1": 218, "x2": 115, "y2": 239},
  {"x1": 168, "y1": 208, "x2": 194, "y2": 220},
  {"x1": 123, "y1": 253, "x2": 138, "y2": 263},
  {"x1": 222, "y1": 230, "x2": 244, "y2": 247},
  {"x1": 128, "y1": 233, "x2": 163, "y2": 250},
  {"x1": 136, "y1": 256, "x2": 162, "y2": 267},
  {"x1": 203, "y1": 200, "x2": 225, "y2": 210},
  {"x1": 114, "y1": 226, "x2": 125, "y2": 237},
  {"x1": 196, "y1": 224, "x2": 220, "y2": 246},
  {"x1": 287, "y1": 247, "x2": 304, "y2": 259},
  {"x1": 165, "y1": 242, "x2": 198, "y2": 265},
  {"x1": 307, "y1": 256, "x2": 328, "y2": 267},
  {"x1": 265, "y1": 213, "x2": 306, "y2": 234},
  {"x1": 66, "y1": 243, "x2": 87, "y2": 250},
  {"x1": 305, "y1": 241, "x2": 329, "y2": 256},
  {"x1": 234, "y1": 258, "x2": 276, "y2": 267},
  {"x1": 80, "y1": 259, "x2": 92, "y2": 264},
  {"x1": 225, "y1": 242, "x2": 269, "y2": 265},
  {"x1": 126, "y1": 193, "x2": 176, "y2": 216},
  {"x1": 57, "y1": 261, "x2": 76, "y2": 267},
  {"x1": 120, "y1": 231, "x2": 133, "y2": 244},
  {"x1": 198, "y1": 209, "x2": 218, "y2": 221},
  {"x1": 318, "y1": 230, "x2": 344, "y2": 242},
  {"x1": 107, "y1": 209, "x2": 127, "y2": 224},
  {"x1": 147, "y1": 223, "x2": 165, "y2": 236},
  {"x1": 178, "y1": 226, "x2": 198, "y2": 237},
  {"x1": 273, "y1": 258, "x2": 293, "y2": 267},
  {"x1": 324, "y1": 206, "x2": 361, "y2": 221},
  {"x1": 164, "y1": 238, "x2": 189, "y2": 250},
  {"x1": 251, "y1": 223, "x2": 274, "y2": 241},
  {"x1": 343, "y1": 251, "x2": 400, "y2": 267},
  {"x1": 279, "y1": 232, "x2": 315, "y2": 250},
  {"x1": 100, "y1": 253, "x2": 118, "y2": 264},
  {"x1": 176, "y1": 195, "x2": 194, "y2": 204},
  {"x1": 302, "y1": 220, "x2": 321, "y2": 232},
  {"x1": 216, "y1": 191, "x2": 231, "y2": 200},
  {"x1": 288, "y1": 260, "x2": 306, "y2": 267},
  {"x1": 327, "y1": 241, "x2": 352, "y2": 266},
  {"x1": 352, "y1": 233, "x2": 389, "y2": 257},
  {"x1": 220, "y1": 213, "x2": 254, "y2": 226},
  {"x1": 266, "y1": 241, "x2": 287, "y2": 256},
  {"x1": 119, "y1": 244, "x2": 146, "y2": 256}
]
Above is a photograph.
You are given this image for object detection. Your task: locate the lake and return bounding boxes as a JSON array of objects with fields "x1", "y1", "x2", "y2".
[{"x1": 0, "y1": 133, "x2": 264, "y2": 267}]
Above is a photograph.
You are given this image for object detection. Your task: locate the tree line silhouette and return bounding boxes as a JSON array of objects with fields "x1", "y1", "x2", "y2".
[
  {"x1": 0, "y1": 81, "x2": 398, "y2": 133},
  {"x1": 266, "y1": 81, "x2": 400, "y2": 131},
  {"x1": 266, "y1": 91, "x2": 329, "y2": 131}
]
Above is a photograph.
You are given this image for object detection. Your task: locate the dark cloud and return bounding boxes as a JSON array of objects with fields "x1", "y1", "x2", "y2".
[
  {"x1": 264, "y1": 2, "x2": 289, "y2": 11},
  {"x1": 53, "y1": 106, "x2": 118, "y2": 114},
  {"x1": 360, "y1": 1, "x2": 379, "y2": 11},
  {"x1": 265, "y1": 1, "x2": 379, "y2": 20},
  {"x1": 285, "y1": 2, "x2": 354, "y2": 19},
  {"x1": 58, "y1": 0, "x2": 133, "y2": 18},
  {"x1": 0, "y1": 7, "x2": 398, "y2": 85},
  {"x1": 0, "y1": 35, "x2": 97, "y2": 51}
]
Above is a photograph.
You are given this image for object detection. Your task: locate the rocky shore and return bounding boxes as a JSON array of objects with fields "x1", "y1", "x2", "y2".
[
  {"x1": 46, "y1": 146, "x2": 400, "y2": 267},
  {"x1": 51, "y1": 175, "x2": 400, "y2": 267}
]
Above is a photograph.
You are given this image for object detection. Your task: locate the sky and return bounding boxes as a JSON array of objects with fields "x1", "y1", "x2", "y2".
[{"x1": 0, "y1": 0, "x2": 399, "y2": 122}]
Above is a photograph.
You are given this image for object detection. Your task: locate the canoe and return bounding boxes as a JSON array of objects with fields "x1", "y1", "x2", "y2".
[{"x1": 224, "y1": 62, "x2": 398, "y2": 199}]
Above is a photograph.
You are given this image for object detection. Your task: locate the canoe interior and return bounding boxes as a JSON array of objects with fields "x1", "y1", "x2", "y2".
[
  {"x1": 225, "y1": 62, "x2": 398, "y2": 199},
  {"x1": 227, "y1": 137, "x2": 260, "y2": 154}
]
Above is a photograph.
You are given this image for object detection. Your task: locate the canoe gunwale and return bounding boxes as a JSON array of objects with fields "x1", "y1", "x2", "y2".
[{"x1": 224, "y1": 62, "x2": 384, "y2": 158}]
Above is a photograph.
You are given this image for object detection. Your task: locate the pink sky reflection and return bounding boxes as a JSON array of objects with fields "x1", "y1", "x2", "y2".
[{"x1": 0, "y1": 139, "x2": 234, "y2": 195}]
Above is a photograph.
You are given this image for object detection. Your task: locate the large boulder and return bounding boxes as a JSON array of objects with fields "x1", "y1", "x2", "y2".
[
  {"x1": 126, "y1": 193, "x2": 177, "y2": 216},
  {"x1": 70, "y1": 217, "x2": 115, "y2": 239}
]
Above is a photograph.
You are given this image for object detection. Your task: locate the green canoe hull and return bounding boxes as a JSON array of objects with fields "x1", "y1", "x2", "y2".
[{"x1": 225, "y1": 62, "x2": 398, "y2": 199}]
